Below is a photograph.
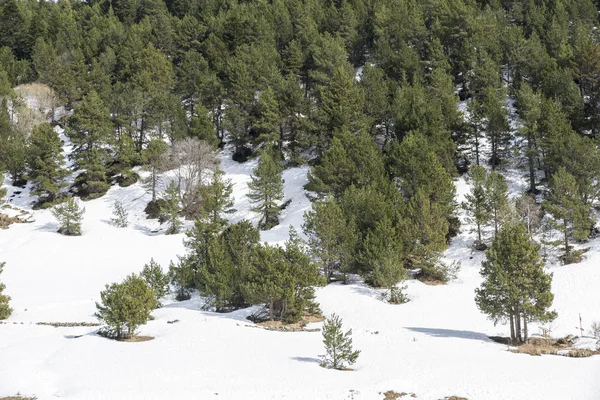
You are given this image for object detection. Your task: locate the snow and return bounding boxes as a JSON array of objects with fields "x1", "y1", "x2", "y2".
[{"x1": 1, "y1": 102, "x2": 599, "y2": 400}]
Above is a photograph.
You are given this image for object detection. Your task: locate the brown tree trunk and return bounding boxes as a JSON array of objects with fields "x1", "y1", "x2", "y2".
[
  {"x1": 523, "y1": 313, "x2": 528, "y2": 344},
  {"x1": 509, "y1": 312, "x2": 515, "y2": 343}
]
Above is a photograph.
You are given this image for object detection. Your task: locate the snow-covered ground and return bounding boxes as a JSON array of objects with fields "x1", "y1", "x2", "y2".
[{"x1": 1, "y1": 122, "x2": 599, "y2": 399}]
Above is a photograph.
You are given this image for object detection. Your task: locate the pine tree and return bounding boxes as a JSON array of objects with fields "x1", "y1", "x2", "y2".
[
  {"x1": 68, "y1": 90, "x2": 113, "y2": 199},
  {"x1": 95, "y1": 274, "x2": 157, "y2": 340},
  {"x1": 362, "y1": 217, "x2": 407, "y2": 303},
  {"x1": 200, "y1": 168, "x2": 234, "y2": 229},
  {"x1": 463, "y1": 165, "x2": 491, "y2": 248},
  {"x1": 320, "y1": 313, "x2": 360, "y2": 370},
  {"x1": 27, "y1": 123, "x2": 68, "y2": 205},
  {"x1": 0, "y1": 262, "x2": 12, "y2": 320},
  {"x1": 143, "y1": 139, "x2": 169, "y2": 203},
  {"x1": 110, "y1": 200, "x2": 129, "y2": 228},
  {"x1": 51, "y1": 196, "x2": 85, "y2": 236},
  {"x1": 515, "y1": 83, "x2": 541, "y2": 194},
  {"x1": 475, "y1": 221, "x2": 557, "y2": 343},
  {"x1": 486, "y1": 171, "x2": 510, "y2": 237},
  {"x1": 140, "y1": 258, "x2": 170, "y2": 307},
  {"x1": 247, "y1": 145, "x2": 284, "y2": 230},
  {"x1": 168, "y1": 260, "x2": 193, "y2": 301},
  {"x1": 161, "y1": 181, "x2": 182, "y2": 235},
  {"x1": 307, "y1": 128, "x2": 386, "y2": 198},
  {"x1": 303, "y1": 198, "x2": 356, "y2": 283},
  {"x1": 544, "y1": 167, "x2": 593, "y2": 262},
  {"x1": 254, "y1": 86, "x2": 281, "y2": 147}
]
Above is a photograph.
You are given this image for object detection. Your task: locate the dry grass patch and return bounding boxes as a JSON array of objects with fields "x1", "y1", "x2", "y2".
[
  {"x1": 1, "y1": 395, "x2": 37, "y2": 400},
  {"x1": 255, "y1": 313, "x2": 324, "y2": 332},
  {"x1": 382, "y1": 391, "x2": 417, "y2": 399},
  {"x1": 491, "y1": 336, "x2": 600, "y2": 357},
  {"x1": 118, "y1": 335, "x2": 154, "y2": 343}
]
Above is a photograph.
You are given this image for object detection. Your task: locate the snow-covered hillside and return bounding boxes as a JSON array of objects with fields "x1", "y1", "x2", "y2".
[{"x1": 1, "y1": 132, "x2": 599, "y2": 400}]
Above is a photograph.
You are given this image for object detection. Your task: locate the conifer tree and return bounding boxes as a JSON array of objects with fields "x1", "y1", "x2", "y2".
[
  {"x1": 320, "y1": 313, "x2": 360, "y2": 370},
  {"x1": 51, "y1": 196, "x2": 85, "y2": 236},
  {"x1": 200, "y1": 168, "x2": 234, "y2": 229},
  {"x1": 141, "y1": 258, "x2": 170, "y2": 306},
  {"x1": 143, "y1": 139, "x2": 169, "y2": 203},
  {"x1": 254, "y1": 86, "x2": 281, "y2": 147},
  {"x1": 95, "y1": 274, "x2": 157, "y2": 339},
  {"x1": 475, "y1": 221, "x2": 556, "y2": 343},
  {"x1": 307, "y1": 128, "x2": 386, "y2": 197},
  {"x1": 161, "y1": 181, "x2": 182, "y2": 235},
  {"x1": 515, "y1": 83, "x2": 541, "y2": 193},
  {"x1": 463, "y1": 165, "x2": 491, "y2": 248},
  {"x1": 110, "y1": 200, "x2": 129, "y2": 228},
  {"x1": 303, "y1": 198, "x2": 356, "y2": 283},
  {"x1": 247, "y1": 145, "x2": 284, "y2": 230},
  {"x1": 0, "y1": 262, "x2": 12, "y2": 320},
  {"x1": 544, "y1": 167, "x2": 593, "y2": 262},
  {"x1": 486, "y1": 171, "x2": 510, "y2": 237},
  {"x1": 361, "y1": 217, "x2": 407, "y2": 303},
  {"x1": 27, "y1": 123, "x2": 68, "y2": 206}
]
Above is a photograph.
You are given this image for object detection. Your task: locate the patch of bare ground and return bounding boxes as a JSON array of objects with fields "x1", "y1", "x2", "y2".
[
  {"x1": 1, "y1": 395, "x2": 37, "y2": 400},
  {"x1": 381, "y1": 391, "x2": 417, "y2": 399},
  {"x1": 118, "y1": 335, "x2": 154, "y2": 343},
  {"x1": 0, "y1": 211, "x2": 33, "y2": 229},
  {"x1": 442, "y1": 397, "x2": 469, "y2": 400},
  {"x1": 490, "y1": 336, "x2": 600, "y2": 357},
  {"x1": 255, "y1": 313, "x2": 324, "y2": 332}
]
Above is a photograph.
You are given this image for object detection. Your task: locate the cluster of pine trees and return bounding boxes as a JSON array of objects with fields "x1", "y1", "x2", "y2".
[{"x1": 1, "y1": 0, "x2": 600, "y2": 335}]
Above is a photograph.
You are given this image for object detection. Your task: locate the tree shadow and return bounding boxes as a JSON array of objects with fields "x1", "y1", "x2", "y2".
[
  {"x1": 290, "y1": 356, "x2": 321, "y2": 364},
  {"x1": 405, "y1": 327, "x2": 491, "y2": 342}
]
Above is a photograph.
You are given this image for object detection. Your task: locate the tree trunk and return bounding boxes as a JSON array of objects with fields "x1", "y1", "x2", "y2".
[
  {"x1": 515, "y1": 309, "x2": 522, "y2": 343},
  {"x1": 528, "y1": 137, "x2": 536, "y2": 193},
  {"x1": 509, "y1": 311, "x2": 515, "y2": 343},
  {"x1": 269, "y1": 300, "x2": 274, "y2": 321},
  {"x1": 523, "y1": 313, "x2": 528, "y2": 344},
  {"x1": 151, "y1": 168, "x2": 157, "y2": 202},
  {"x1": 564, "y1": 218, "x2": 569, "y2": 255}
]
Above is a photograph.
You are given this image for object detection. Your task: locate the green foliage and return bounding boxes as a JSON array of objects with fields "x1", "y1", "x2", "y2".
[
  {"x1": 200, "y1": 168, "x2": 234, "y2": 229},
  {"x1": 95, "y1": 274, "x2": 157, "y2": 339},
  {"x1": 110, "y1": 200, "x2": 129, "y2": 228},
  {"x1": 27, "y1": 123, "x2": 68, "y2": 205},
  {"x1": 544, "y1": 167, "x2": 593, "y2": 262},
  {"x1": 475, "y1": 221, "x2": 557, "y2": 343},
  {"x1": 51, "y1": 196, "x2": 85, "y2": 236},
  {"x1": 0, "y1": 262, "x2": 12, "y2": 320},
  {"x1": 161, "y1": 181, "x2": 182, "y2": 235},
  {"x1": 320, "y1": 313, "x2": 360, "y2": 370},
  {"x1": 307, "y1": 128, "x2": 386, "y2": 197},
  {"x1": 303, "y1": 197, "x2": 356, "y2": 283},
  {"x1": 141, "y1": 258, "x2": 170, "y2": 306},
  {"x1": 247, "y1": 145, "x2": 284, "y2": 230}
]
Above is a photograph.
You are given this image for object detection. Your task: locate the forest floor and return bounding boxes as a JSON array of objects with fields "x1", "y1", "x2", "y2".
[{"x1": 0, "y1": 98, "x2": 599, "y2": 400}]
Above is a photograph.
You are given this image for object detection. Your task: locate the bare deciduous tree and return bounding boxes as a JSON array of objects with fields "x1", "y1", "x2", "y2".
[
  {"x1": 516, "y1": 193, "x2": 542, "y2": 235},
  {"x1": 169, "y1": 138, "x2": 219, "y2": 218}
]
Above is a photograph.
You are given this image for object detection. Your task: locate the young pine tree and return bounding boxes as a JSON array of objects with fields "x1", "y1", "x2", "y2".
[
  {"x1": 51, "y1": 196, "x2": 85, "y2": 236},
  {"x1": 303, "y1": 198, "x2": 356, "y2": 283},
  {"x1": 463, "y1": 165, "x2": 491, "y2": 248},
  {"x1": 140, "y1": 258, "x2": 170, "y2": 307},
  {"x1": 200, "y1": 168, "x2": 234, "y2": 229},
  {"x1": 544, "y1": 167, "x2": 593, "y2": 263},
  {"x1": 475, "y1": 221, "x2": 556, "y2": 343},
  {"x1": 247, "y1": 145, "x2": 284, "y2": 230},
  {"x1": 320, "y1": 313, "x2": 360, "y2": 370},
  {"x1": 27, "y1": 123, "x2": 68, "y2": 206},
  {"x1": 161, "y1": 181, "x2": 182, "y2": 235},
  {"x1": 486, "y1": 171, "x2": 510, "y2": 237},
  {"x1": 110, "y1": 200, "x2": 129, "y2": 228},
  {"x1": 0, "y1": 262, "x2": 12, "y2": 319},
  {"x1": 95, "y1": 274, "x2": 157, "y2": 339}
]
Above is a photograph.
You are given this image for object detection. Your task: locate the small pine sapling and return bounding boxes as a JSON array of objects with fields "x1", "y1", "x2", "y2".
[
  {"x1": 95, "y1": 274, "x2": 157, "y2": 339},
  {"x1": 320, "y1": 313, "x2": 360, "y2": 370},
  {"x1": 160, "y1": 181, "x2": 182, "y2": 235},
  {"x1": 0, "y1": 262, "x2": 12, "y2": 319},
  {"x1": 141, "y1": 258, "x2": 170, "y2": 306},
  {"x1": 110, "y1": 200, "x2": 129, "y2": 228},
  {"x1": 51, "y1": 196, "x2": 85, "y2": 235},
  {"x1": 168, "y1": 260, "x2": 193, "y2": 301}
]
